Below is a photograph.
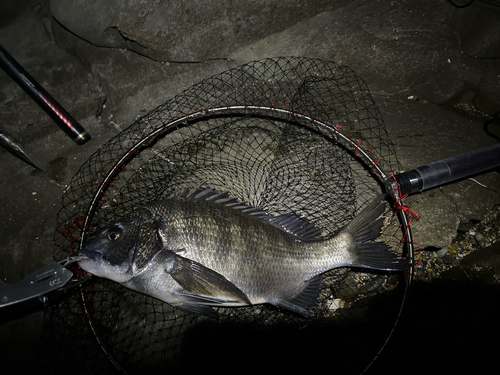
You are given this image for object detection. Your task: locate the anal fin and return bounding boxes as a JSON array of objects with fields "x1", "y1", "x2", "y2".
[{"x1": 276, "y1": 275, "x2": 323, "y2": 316}]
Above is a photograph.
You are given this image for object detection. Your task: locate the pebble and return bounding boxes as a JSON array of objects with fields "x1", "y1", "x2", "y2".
[
  {"x1": 437, "y1": 247, "x2": 448, "y2": 258},
  {"x1": 474, "y1": 232, "x2": 486, "y2": 248},
  {"x1": 328, "y1": 298, "x2": 343, "y2": 311}
]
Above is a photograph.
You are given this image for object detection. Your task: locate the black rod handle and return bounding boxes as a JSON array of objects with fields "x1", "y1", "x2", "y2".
[
  {"x1": 0, "y1": 44, "x2": 91, "y2": 145},
  {"x1": 396, "y1": 142, "x2": 500, "y2": 195}
]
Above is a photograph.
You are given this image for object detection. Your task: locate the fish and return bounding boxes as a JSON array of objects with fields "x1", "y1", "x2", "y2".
[{"x1": 78, "y1": 184, "x2": 410, "y2": 318}]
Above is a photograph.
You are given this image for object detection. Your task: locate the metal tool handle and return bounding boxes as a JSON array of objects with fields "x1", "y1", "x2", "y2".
[
  {"x1": 0, "y1": 44, "x2": 91, "y2": 145},
  {"x1": 395, "y1": 142, "x2": 500, "y2": 195},
  {"x1": 0, "y1": 260, "x2": 91, "y2": 322},
  {"x1": 0, "y1": 262, "x2": 73, "y2": 308}
]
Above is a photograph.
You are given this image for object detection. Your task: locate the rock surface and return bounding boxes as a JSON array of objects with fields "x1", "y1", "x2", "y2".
[{"x1": 1, "y1": 0, "x2": 499, "y2": 373}]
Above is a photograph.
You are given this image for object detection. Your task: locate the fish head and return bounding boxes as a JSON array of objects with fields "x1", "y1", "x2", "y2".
[{"x1": 78, "y1": 217, "x2": 142, "y2": 283}]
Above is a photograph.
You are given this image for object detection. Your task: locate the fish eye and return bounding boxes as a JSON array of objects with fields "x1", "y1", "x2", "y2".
[{"x1": 106, "y1": 228, "x2": 122, "y2": 241}]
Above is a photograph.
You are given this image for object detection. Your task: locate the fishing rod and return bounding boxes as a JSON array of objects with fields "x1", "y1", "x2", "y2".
[
  {"x1": 0, "y1": 127, "x2": 49, "y2": 172},
  {"x1": 0, "y1": 44, "x2": 91, "y2": 146}
]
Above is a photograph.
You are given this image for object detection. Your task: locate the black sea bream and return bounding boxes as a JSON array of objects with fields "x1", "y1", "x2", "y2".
[{"x1": 79, "y1": 185, "x2": 409, "y2": 318}]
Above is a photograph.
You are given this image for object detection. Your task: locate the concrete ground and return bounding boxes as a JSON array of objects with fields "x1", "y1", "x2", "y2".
[{"x1": 0, "y1": 0, "x2": 499, "y2": 374}]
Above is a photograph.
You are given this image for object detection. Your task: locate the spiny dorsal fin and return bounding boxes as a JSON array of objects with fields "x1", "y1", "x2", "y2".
[
  {"x1": 175, "y1": 183, "x2": 268, "y2": 217},
  {"x1": 175, "y1": 183, "x2": 324, "y2": 241}
]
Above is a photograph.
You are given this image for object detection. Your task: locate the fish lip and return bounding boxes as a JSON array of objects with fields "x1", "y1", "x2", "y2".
[
  {"x1": 79, "y1": 248, "x2": 103, "y2": 261},
  {"x1": 76, "y1": 254, "x2": 91, "y2": 268},
  {"x1": 76, "y1": 254, "x2": 91, "y2": 261}
]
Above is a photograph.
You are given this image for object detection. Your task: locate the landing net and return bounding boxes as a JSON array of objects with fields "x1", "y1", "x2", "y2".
[{"x1": 47, "y1": 57, "x2": 412, "y2": 374}]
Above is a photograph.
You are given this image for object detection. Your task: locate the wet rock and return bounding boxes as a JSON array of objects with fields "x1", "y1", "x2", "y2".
[
  {"x1": 0, "y1": 2, "x2": 104, "y2": 147},
  {"x1": 411, "y1": 56, "x2": 485, "y2": 105},
  {"x1": 327, "y1": 298, "x2": 343, "y2": 311},
  {"x1": 49, "y1": 12, "x2": 235, "y2": 128},
  {"x1": 45, "y1": 157, "x2": 69, "y2": 184},
  {"x1": 361, "y1": 275, "x2": 387, "y2": 294},
  {"x1": 458, "y1": 220, "x2": 474, "y2": 233},
  {"x1": 441, "y1": 241, "x2": 500, "y2": 284},
  {"x1": 473, "y1": 60, "x2": 500, "y2": 116},
  {"x1": 47, "y1": 0, "x2": 500, "y2": 112},
  {"x1": 460, "y1": 7, "x2": 500, "y2": 59},
  {"x1": 412, "y1": 66, "x2": 465, "y2": 104},
  {"x1": 50, "y1": 0, "x2": 344, "y2": 62},
  {"x1": 447, "y1": 243, "x2": 459, "y2": 255},
  {"x1": 305, "y1": 0, "x2": 461, "y2": 95},
  {"x1": 236, "y1": 2, "x2": 469, "y2": 99},
  {"x1": 403, "y1": 191, "x2": 460, "y2": 249}
]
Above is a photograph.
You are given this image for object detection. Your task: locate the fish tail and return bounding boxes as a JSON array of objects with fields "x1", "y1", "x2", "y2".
[{"x1": 342, "y1": 194, "x2": 410, "y2": 272}]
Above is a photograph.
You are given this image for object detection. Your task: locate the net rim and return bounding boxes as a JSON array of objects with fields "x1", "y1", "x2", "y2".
[{"x1": 78, "y1": 104, "x2": 395, "y2": 247}]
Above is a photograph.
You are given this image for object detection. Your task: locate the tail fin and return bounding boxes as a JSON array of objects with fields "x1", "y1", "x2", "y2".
[{"x1": 344, "y1": 194, "x2": 410, "y2": 272}]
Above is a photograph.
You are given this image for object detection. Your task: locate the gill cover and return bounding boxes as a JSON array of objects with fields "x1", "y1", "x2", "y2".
[{"x1": 79, "y1": 209, "x2": 165, "y2": 281}]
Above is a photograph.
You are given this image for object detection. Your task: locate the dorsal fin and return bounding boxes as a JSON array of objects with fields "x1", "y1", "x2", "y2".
[
  {"x1": 174, "y1": 183, "x2": 324, "y2": 241},
  {"x1": 268, "y1": 213, "x2": 324, "y2": 241},
  {"x1": 175, "y1": 183, "x2": 268, "y2": 217}
]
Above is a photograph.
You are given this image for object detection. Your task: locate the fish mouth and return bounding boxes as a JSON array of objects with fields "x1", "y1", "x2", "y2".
[
  {"x1": 75, "y1": 254, "x2": 92, "y2": 261},
  {"x1": 58, "y1": 255, "x2": 91, "y2": 267},
  {"x1": 77, "y1": 253, "x2": 99, "y2": 274},
  {"x1": 79, "y1": 248, "x2": 103, "y2": 261}
]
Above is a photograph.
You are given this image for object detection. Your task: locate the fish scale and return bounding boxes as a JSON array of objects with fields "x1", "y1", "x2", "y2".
[
  {"x1": 143, "y1": 194, "x2": 368, "y2": 303},
  {"x1": 79, "y1": 185, "x2": 410, "y2": 318}
]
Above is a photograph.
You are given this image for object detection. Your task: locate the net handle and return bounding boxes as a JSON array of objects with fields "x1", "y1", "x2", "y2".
[{"x1": 395, "y1": 142, "x2": 500, "y2": 195}]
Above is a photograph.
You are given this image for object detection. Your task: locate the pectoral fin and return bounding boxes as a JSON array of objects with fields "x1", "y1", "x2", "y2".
[{"x1": 163, "y1": 251, "x2": 251, "y2": 305}]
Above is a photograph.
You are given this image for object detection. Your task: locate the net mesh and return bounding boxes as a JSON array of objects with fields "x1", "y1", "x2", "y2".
[{"x1": 46, "y1": 57, "x2": 406, "y2": 373}]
